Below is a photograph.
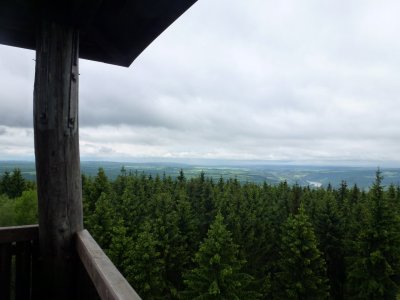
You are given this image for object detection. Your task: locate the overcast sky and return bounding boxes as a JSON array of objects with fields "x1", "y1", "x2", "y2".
[{"x1": 1, "y1": 0, "x2": 400, "y2": 165}]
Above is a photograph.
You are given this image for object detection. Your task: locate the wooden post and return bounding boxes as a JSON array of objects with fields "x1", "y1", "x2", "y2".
[{"x1": 33, "y1": 20, "x2": 82, "y2": 299}]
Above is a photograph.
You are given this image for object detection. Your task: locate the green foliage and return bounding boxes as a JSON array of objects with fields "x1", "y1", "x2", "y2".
[
  {"x1": 182, "y1": 213, "x2": 259, "y2": 300},
  {"x1": 0, "y1": 178, "x2": 37, "y2": 226},
  {"x1": 14, "y1": 190, "x2": 38, "y2": 225},
  {"x1": 86, "y1": 192, "x2": 118, "y2": 250},
  {"x1": 276, "y1": 205, "x2": 329, "y2": 299},
  {"x1": 125, "y1": 222, "x2": 166, "y2": 299},
  {"x1": 315, "y1": 193, "x2": 345, "y2": 299},
  {"x1": 0, "y1": 171, "x2": 11, "y2": 195},
  {"x1": 2, "y1": 167, "x2": 400, "y2": 299},
  {"x1": 0, "y1": 169, "x2": 26, "y2": 198},
  {"x1": 347, "y1": 171, "x2": 400, "y2": 299},
  {"x1": 0, "y1": 194, "x2": 15, "y2": 226},
  {"x1": 107, "y1": 219, "x2": 133, "y2": 273}
]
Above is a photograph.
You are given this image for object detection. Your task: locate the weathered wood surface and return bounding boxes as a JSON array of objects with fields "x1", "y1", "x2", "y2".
[
  {"x1": 0, "y1": 224, "x2": 39, "y2": 243},
  {"x1": 76, "y1": 230, "x2": 142, "y2": 300},
  {"x1": 33, "y1": 20, "x2": 83, "y2": 299}
]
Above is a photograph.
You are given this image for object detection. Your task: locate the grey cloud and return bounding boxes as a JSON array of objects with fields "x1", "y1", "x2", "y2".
[
  {"x1": 0, "y1": 46, "x2": 34, "y2": 127},
  {"x1": 1, "y1": 0, "x2": 400, "y2": 162}
]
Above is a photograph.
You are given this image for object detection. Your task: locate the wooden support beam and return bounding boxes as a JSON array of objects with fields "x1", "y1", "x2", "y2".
[{"x1": 33, "y1": 20, "x2": 82, "y2": 299}]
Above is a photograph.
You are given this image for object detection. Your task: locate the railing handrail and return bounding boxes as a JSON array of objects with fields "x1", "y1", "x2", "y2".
[
  {"x1": 0, "y1": 226, "x2": 140, "y2": 299},
  {"x1": 0, "y1": 224, "x2": 38, "y2": 300},
  {"x1": 76, "y1": 229, "x2": 142, "y2": 300},
  {"x1": 0, "y1": 224, "x2": 39, "y2": 244}
]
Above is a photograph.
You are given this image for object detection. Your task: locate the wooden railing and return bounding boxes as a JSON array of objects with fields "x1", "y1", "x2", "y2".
[
  {"x1": 0, "y1": 225, "x2": 39, "y2": 300},
  {"x1": 76, "y1": 230, "x2": 141, "y2": 300},
  {"x1": 0, "y1": 226, "x2": 141, "y2": 300}
]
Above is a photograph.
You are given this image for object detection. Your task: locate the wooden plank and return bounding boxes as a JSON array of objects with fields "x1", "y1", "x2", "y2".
[
  {"x1": 0, "y1": 243, "x2": 12, "y2": 300},
  {"x1": 0, "y1": 225, "x2": 39, "y2": 244},
  {"x1": 76, "y1": 230, "x2": 142, "y2": 300},
  {"x1": 15, "y1": 241, "x2": 32, "y2": 300},
  {"x1": 33, "y1": 20, "x2": 83, "y2": 299}
]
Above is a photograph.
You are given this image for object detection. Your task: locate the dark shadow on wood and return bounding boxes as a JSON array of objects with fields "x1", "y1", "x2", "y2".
[
  {"x1": 0, "y1": 225, "x2": 141, "y2": 300},
  {"x1": 0, "y1": 225, "x2": 39, "y2": 300}
]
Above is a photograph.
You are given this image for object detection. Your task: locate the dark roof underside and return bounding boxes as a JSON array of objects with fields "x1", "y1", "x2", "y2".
[{"x1": 0, "y1": 0, "x2": 197, "y2": 67}]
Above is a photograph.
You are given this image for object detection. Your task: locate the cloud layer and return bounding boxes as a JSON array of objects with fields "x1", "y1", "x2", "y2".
[{"x1": 1, "y1": 0, "x2": 400, "y2": 164}]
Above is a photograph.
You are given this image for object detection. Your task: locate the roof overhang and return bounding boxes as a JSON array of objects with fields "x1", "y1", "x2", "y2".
[{"x1": 0, "y1": 0, "x2": 197, "y2": 67}]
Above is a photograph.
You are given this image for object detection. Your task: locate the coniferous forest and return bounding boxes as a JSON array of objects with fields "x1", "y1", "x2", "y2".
[{"x1": 1, "y1": 168, "x2": 400, "y2": 299}]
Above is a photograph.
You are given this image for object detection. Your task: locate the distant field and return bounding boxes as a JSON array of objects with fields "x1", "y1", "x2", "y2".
[{"x1": 0, "y1": 160, "x2": 399, "y2": 189}]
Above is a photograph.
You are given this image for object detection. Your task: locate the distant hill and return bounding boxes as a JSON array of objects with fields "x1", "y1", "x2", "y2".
[{"x1": 0, "y1": 160, "x2": 399, "y2": 189}]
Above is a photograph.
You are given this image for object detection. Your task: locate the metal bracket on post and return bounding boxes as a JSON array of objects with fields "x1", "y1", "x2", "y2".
[{"x1": 66, "y1": 30, "x2": 79, "y2": 136}]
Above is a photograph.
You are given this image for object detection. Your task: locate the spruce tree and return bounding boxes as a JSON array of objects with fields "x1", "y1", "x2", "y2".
[
  {"x1": 90, "y1": 168, "x2": 111, "y2": 206},
  {"x1": 177, "y1": 169, "x2": 186, "y2": 183},
  {"x1": 182, "y1": 213, "x2": 259, "y2": 300},
  {"x1": 347, "y1": 170, "x2": 400, "y2": 299},
  {"x1": 174, "y1": 188, "x2": 198, "y2": 266},
  {"x1": 86, "y1": 192, "x2": 118, "y2": 250},
  {"x1": 10, "y1": 169, "x2": 26, "y2": 198},
  {"x1": 125, "y1": 222, "x2": 166, "y2": 299},
  {"x1": 106, "y1": 219, "x2": 133, "y2": 274},
  {"x1": 113, "y1": 166, "x2": 128, "y2": 197},
  {"x1": 150, "y1": 193, "x2": 190, "y2": 297},
  {"x1": 1, "y1": 169, "x2": 26, "y2": 198},
  {"x1": 0, "y1": 171, "x2": 11, "y2": 196},
  {"x1": 387, "y1": 184, "x2": 399, "y2": 213},
  {"x1": 337, "y1": 180, "x2": 348, "y2": 206},
  {"x1": 276, "y1": 204, "x2": 329, "y2": 299},
  {"x1": 315, "y1": 193, "x2": 345, "y2": 300}
]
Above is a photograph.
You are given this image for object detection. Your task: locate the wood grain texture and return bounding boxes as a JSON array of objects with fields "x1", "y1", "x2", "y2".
[
  {"x1": 33, "y1": 20, "x2": 83, "y2": 299},
  {"x1": 76, "y1": 230, "x2": 142, "y2": 300}
]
